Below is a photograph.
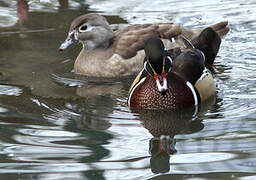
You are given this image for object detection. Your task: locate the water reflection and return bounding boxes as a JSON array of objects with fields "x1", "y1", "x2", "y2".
[
  {"x1": 0, "y1": 84, "x2": 115, "y2": 179},
  {"x1": 4, "y1": 0, "x2": 69, "y2": 27},
  {"x1": 132, "y1": 108, "x2": 203, "y2": 173},
  {"x1": 0, "y1": 0, "x2": 256, "y2": 179}
]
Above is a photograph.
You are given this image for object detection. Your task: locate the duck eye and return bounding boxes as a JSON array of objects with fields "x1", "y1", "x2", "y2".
[{"x1": 79, "y1": 25, "x2": 88, "y2": 32}]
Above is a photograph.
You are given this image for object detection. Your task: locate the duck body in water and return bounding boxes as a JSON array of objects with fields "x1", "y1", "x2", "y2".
[
  {"x1": 128, "y1": 26, "x2": 225, "y2": 109},
  {"x1": 59, "y1": 13, "x2": 229, "y2": 77}
]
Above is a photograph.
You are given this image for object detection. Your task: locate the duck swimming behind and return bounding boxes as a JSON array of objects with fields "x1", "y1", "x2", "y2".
[
  {"x1": 59, "y1": 13, "x2": 229, "y2": 77},
  {"x1": 128, "y1": 26, "x2": 224, "y2": 109}
]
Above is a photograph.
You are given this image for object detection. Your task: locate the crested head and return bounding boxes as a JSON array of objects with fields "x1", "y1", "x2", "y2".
[
  {"x1": 144, "y1": 37, "x2": 166, "y2": 75},
  {"x1": 59, "y1": 13, "x2": 114, "y2": 51},
  {"x1": 176, "y1": 48, "x2": 205, "y2": 64},
  {"x1": 143, "y1": 37, "x2": 173, "y2": 93},
  {"x1": 173, "y1": 48, "x2": 205, "y2": 84}
]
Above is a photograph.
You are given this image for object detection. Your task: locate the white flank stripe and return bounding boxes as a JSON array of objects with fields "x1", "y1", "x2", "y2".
[
  {"x1": 128, "y1": 77, "x2": 146, "y2": 106},
  {"x1": 186, "y1": 81, "x2": 199, "y2": 116},
  {"x1": 186, "y1": 81, "x2": 198, "y2": 106}
]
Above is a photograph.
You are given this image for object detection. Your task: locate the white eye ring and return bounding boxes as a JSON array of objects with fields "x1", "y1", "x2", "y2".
[
  {"x1": 78, "y1": 24, "x2": 88, "y2": 32},
  {"x1": 78, "y1": 24, "x2": 96, "y2": 33}
]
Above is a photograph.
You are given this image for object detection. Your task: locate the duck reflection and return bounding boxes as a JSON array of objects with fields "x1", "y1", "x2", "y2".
[
  {"x1": 133, "y1": 108, "x2": 204, "y2": 173},
  {"x1": 73, "y1": 74, "x2": 132, "y2": 98},
  {"x1": 17, "y1": 0, "x2": 69, "y2": 24}
]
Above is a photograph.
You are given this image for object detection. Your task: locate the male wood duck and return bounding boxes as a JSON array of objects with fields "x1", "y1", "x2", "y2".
[
  {"x1": 59, "y1": 13, "x2": 229, "y2": 77},
  {"x1": 128, "y1": 27, "x2": 223, "y2": 109}
]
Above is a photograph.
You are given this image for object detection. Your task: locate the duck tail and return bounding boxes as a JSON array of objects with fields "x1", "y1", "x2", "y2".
[{"x1": 210, "y1": 21, "x2": 230, "y2": 37}]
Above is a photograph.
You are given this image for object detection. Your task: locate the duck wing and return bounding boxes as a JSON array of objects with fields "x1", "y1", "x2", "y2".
[
  {"x1": 113, "y1": 21, "x2": 228, "y2": 59},
  {"x1": 113, "y1": 23, "x2": 182, "y2": 59}
]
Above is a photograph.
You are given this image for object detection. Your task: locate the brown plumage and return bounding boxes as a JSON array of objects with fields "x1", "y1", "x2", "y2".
[{"x1": 59, "y1": 13, "x2": 229, "y2": 77}]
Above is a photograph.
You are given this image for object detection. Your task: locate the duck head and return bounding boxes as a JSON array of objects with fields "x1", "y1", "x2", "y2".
[
  {"x1": 144, "y1": 37, "x2": 173, "y2": 93},
  {"x1": 59, "y1": 13, "x2": 114, "y2": 51},
  {"x1": 173, "y1": 47, "x2": 205, "y2": 85}
]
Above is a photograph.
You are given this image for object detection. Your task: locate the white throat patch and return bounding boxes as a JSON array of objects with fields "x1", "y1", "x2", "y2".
[{"x1": 156, "y1": 77, "x2": 168, "y2": 92}]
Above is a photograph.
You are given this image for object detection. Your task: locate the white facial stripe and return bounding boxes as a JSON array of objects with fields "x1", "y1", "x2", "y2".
[
  {"x1": 186, "y1": 81, "x2": 198, "y2": 106},
  {"x1": 167, "y1": 56, "x2": 173, "y2": 63},
  {"x1": 143, "y1": 61, "x2": 147, "y2": 71},
  {"x1": 171, "y1": 37, "x2": 176, "y2": 43},
  {"x1": 128, "y1": 77, "x2": 146, "y2": 106},
  {"x1": 144, "y1": 60, "x2": 158, "y2": 77},
  {"x1": 166, "y1": 56, "x2": 173, "y2": 73},
  {"x1": 143, "y1": 61, "x2": 152, "y2": 76},
  {"x1": 156, "y1": 77, "x2": 168, "y2": 92}
]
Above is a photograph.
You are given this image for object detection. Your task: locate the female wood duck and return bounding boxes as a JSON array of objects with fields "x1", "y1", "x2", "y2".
[
  {"x1": 59, "y1": 13, "x2": 229, "y2": 77},
  {"x1": 128, "y1": 27, "x2": 222, "y2": 109}
]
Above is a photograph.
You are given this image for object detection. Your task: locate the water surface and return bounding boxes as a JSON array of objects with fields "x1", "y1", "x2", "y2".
[{"x1": 0, "y1": 0, "x2": 255, "y2": 179}]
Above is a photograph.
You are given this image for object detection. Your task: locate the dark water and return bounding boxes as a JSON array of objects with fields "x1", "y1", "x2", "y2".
[{"x1": 0, "y1": 0, "x2": 255, "y2": 179}]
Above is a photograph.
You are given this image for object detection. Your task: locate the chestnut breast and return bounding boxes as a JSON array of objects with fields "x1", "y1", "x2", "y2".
[{"x1": 129, "y1": 72, "x2": 196, "y2": 109}]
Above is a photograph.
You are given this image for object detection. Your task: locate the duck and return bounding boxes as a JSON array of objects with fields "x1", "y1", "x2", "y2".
[
  {"x1": 128, "y1": 26, "x2": 223, "y2": 109},
  {"x1": 59, "y1": 13, "x2": 229, "y2": 77}
]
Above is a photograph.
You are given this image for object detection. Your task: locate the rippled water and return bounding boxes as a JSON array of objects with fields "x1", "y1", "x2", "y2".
[{"x1": 0, "y1": 0, "x2": 256, "y2": 179}]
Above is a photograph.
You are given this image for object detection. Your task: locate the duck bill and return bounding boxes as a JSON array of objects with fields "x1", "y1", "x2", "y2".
[
  {"x1": 155, "y1": 74, "x2": 168, "y2": 93},
  {"x1": 59, "y1": 32, "x2": 79, "y2": 51}
]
